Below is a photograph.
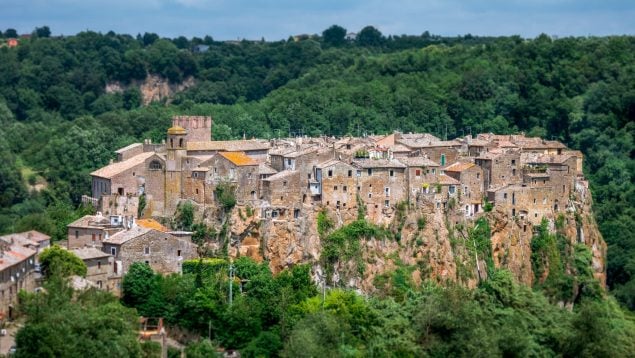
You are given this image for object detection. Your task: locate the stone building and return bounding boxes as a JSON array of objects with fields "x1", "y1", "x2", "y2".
[
  {"x1": 0, "y1": 237, "x2": 37, "y2": 319},
  {"x1": 396, "y1": 156, "x2": 440, "y2": 203},
  {"x1": 205, "y1": 152, "x2": 259, "y2": 204},
  {"x1": 67, "y1": 213, "x2": 134, "y2": 249},
  {"x1": 71, "y1": 247, "x2": 114, "y2": 291},
  {"x1": 474, "y1": 148, "x2": 522, "y2": 190},
  {"x1": 102, "y1": 226, "x2": 196, "y2": 278},
  {"x1": 443, "y1": 161, "x2": 484, "y2": 216},
  {"x1": 352, "y1": 159, "x2": 407, "y2": 222},
  {"x1": 314, "y1": 159, "x2": 358, "y2": 211}
]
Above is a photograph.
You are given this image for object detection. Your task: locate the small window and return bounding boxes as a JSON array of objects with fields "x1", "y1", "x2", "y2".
[
  {"x1": 308, "y1": 173, "x2": 311, "y2": 179},
  {"x1": 294, "y1": 209, "x2": 300, "y2": 219},
  {"x1": 389, "y1": 170, "x2": 394, "y2": 177},
  {"x1": 384, "y1": 200, "x2": 390, "y2": 208},
  {"x1": 503, "y1": 193, "x2": 508, "y2": 199},
  {"x1": 193, "y1": 172, "x2": 198, "y2": 178},
  {"x1": 512, "y1": 169, "x2": 516, "y2": 176},
  {"x1": 145, "y1": 260, "x2": 150, "y2": 265},
  {"x1": 356, "y1": 170, "x2": 361, "y2": 177},
  {"x1": 150, "y1": 160, "x2": 162, "y2": 170},
  {"x1": 511, "y1": 159, "x2": 516, "y2": 165},
  {"x1": 384, "y1": 187, "x2": 390, "y2": 197},
  {"x1": 367, "y1": 168, "x2": 372, "y2": 176},
  {"x1": 195, "y1": 188, "x2": 199, "y2": 194},
  {"x1": 75, "y1": 230, "x2": 79, "y2": 239},
  {"x1": 476, "y1": 173, "x2": 480, "y2": 179},
  {"x1": 177, "y1": 250, "x2": 182, "y2": 257},
  {"x1": 334, "y1": 186, "x2": 338, "y2": 191},
  {"x1": 110, "y1": 247, "x2": 116, "y2": 256},
  {"x1": 328, "y1": 170, "x2": 333, "y2": 177},
  {"x1": 132, "y1": 172, "x2": 135, "y2": 176},
  {"x1": 431, "y1": 169, "x2": 436, "y2": 174},
  {"x1": 283, "y1": 181, "x2": 287, "y2": 187},
  {"x1": 343, "y1": 186, "x2": 347, "y2": 192},
  {"x1": 92, "y1": 233, "x2": 96, "y2": 241},
  {"x1": 348, "y1": 170, "x2": 352, "y2": 177},
  {"x1": 368, "y1": 193, "x2": 372, "y2": 199},
  {"x1": 97, "y1": 261, "x2": 101, "y2": 269},
  {"x1": 97, "y1": 280, "x2": 102, "y2": 289},
  {"x1": 144, "y1": 246, "x2": 150, "y2": 255},
  {"x1": 415, "y1": 169, "x2": 421, "y2": 176}
]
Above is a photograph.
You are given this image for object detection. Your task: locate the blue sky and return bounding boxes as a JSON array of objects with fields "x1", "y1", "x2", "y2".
[{"x1": 2, "y1": 0, "x2": 634, "y2": 40}]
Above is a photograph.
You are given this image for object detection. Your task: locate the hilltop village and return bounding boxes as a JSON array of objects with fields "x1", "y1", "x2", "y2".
[{"x1": 0, "y1": 114, "x2": 605, "y2": 311}]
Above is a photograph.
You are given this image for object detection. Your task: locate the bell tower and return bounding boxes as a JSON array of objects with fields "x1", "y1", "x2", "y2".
[{"x1": 165, "y1": 125, "x2": 187, "y2": 213}]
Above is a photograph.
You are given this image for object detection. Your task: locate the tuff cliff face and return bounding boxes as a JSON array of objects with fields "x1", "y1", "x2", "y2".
[
  {"x1": 216, "y1": 179, "x2": 605, "y2": 294},
  {"x1": 105, "y1": 75, "x2": 195, "y2": 105}
]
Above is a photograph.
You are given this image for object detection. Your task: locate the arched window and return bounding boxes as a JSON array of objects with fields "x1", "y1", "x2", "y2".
[
  {"x1": 149, "y1": 160, "x2": 162, "y2": 170},
  {"x1": 179, "y1": 138, "x2": 184, "y2": 147}
]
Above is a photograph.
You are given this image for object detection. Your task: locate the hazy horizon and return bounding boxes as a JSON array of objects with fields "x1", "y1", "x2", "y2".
[{"x1": 2, "y1": 0, "x2": 634, "y2": 41}]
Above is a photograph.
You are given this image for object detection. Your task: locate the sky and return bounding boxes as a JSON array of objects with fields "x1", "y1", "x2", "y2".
[{"x1": 1, "y1": 0, "x2": 634, "y2": 40}]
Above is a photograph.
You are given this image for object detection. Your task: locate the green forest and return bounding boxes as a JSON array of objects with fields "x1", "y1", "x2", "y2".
[{"x1": 0, "y1": 25, "x2": 634, "y2": 355}]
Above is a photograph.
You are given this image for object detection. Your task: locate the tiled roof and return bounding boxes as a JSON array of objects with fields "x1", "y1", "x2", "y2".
[
  {"x1": 397, "y1": 157, "x2": 440, "y2": 167},
  {"x1": 219, "y1": 152, "x2": 258, "y2": 166},
  {"x1": 443, "y1": 162, "x2": 476, "y2": 172},
  {"x1": 68, "y1": 214, "x2": 111, "y2": 228},
  {"x1": 391, "y1": 144, "x2": 412, "y2": 153},
  {"x1": 263, "y1": 170, "x2": 299, "y2": 181},
  {"x1": 0, "y1": 230, "x2": 50, "y2": 244},
  {"x1": 71, "y1": 247, "x2": 111, "y2": 260},
  {"x1": 136, "y1": 219, "x2": 169, "y2": 232},
  {"x1": 397, "y1": 138, "x2": 461, "y2": 149},
  {"x1": 115, "y1": 143, "x2": 143, "y2": 154},
  {"x1": 315, "y1": 159, "x2": 351, "y2": 169},
  {"x1": 437, "y1": 174, "x2": 460, "y2": 185},
  {"x1": 103, "y1": 226, "x2": 151, "y2": 245},
  {"x1": 258, "y1": 163, "x2": 278, "y2": 175},
  {"x1": 187, "y1": 140, "x2": 270, "y2": 152},
  {"x1": 0, "y1": 244, "x2": 36, "y2": 271},
  {"x1": 167, "y1": 125, "x2": 187, "y2": 135},
  {"x1": 352, "y1": 159, "x2": 406, "y2": 169},
  {"x1": 90, "y1": 152, "x2": 155, "y2": 179}
]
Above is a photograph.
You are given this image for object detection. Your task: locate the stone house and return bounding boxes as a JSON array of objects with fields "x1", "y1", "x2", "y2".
[
  {"x1": 67, "y1": 213, "x2": 134, "y2": 249},
  {"x1": 0, "y1": 237, "x2": 37, "y2": 319},
  {"x1": 397, "y1": 139, "x2": 461, "y2": 166},
  {"x1": 314, "y1": 159, "x2": 358, "y2": 210},
  {"x1": 90, "y1": 151, "x2": 156, "y2": 199},
  {"x1": 205, "y1": 152, "x2": 259, "y2": 204},
  {"x1": 71, "y1": 247, "x2": 114, "y2": 291},
  {"x1": 261, "y1": 170, "x2": 301, "y2": 209},
  {"x1": 352, "y1": 159, "x2": 407, "y2": 221},
  {"x1": 395, "y1": 156, "x2": 440, "y2": 203},
  {"x1": 474, "y1": 148, "x2": 522, "y2": 190},
  {"x1": 102, "y1": 226, "x2": 196, "y2": 278},
  {"x1": 443, "y1": 161, "x2": 484, "y2": 216},
  {"x1": 487, "y1": 184, "x2": 557, "y2": 226}
]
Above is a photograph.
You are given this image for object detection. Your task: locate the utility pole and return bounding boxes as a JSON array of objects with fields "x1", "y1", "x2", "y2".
[{"x1": 229, "y1": 263, "x2": 234, "y2": 306}]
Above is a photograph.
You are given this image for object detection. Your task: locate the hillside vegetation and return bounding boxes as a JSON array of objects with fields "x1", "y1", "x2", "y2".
[{"x1": 0, "y1": 28, "x2": 633, "y2": 312}]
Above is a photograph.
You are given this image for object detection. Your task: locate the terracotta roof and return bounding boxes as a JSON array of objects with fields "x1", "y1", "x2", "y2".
[
  {"x1": 397, "y1": 157, "x2": 440, "y2": 167},
  {"x1": 187, "y1": 140, "x2": 270, "y2": 152},
  {"x1": 218, "y1": 152, "x2": 258, "y2": 166},
  {"x1": 437, "y1": 174, "x2": 460, "y2": 185},
  {"x1": 258, "y1": 163, "x2": 278, "y2": 175},
  {"x1": 103, "y1": 226, "x2": 151, "y2": 245},
  {"x1": 71, "y1": 247, "x2": 111, "y2": 260},
  {"x1": 0, "y1": 244, "x2": 36, "y2": 271},
  {"x1": 90, "y1": 152, "x2": 155, "y2": 179},
  {"x1": 444, "y1": 162, "x2": 476, "y2": 172},
  {"x1": 397, "y1": 138, "x2": 461, "y2": 149},
  {"x1": 467, "y1": 139, "x2": 491, "y2": 146},
  {"x1": 167, "y1": 125, "x2": 187, "y2": 135},
  {"x1": 391, "y1": 144, "x2": 412, "y2": 153},
  {"x1": 352, "y1": 159, "x2": 406, "y2": 169},
  {"x1": 136, "y1": 219, "x2": 169, "y2": 232}
]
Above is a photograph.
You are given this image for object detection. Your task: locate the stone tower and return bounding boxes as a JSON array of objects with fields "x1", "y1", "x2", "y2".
[
  {"x1": 165, "y1": 125, "x2": 187, "y2": 213},
  {"x1": 171, "y1": 115, "x2": 213, "y2": 142}
]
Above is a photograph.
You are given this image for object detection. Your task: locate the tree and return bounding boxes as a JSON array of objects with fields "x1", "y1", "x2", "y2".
[
  {"x1": 322, "y1": 25, "x2": 347, "y2": 47},
  {"x1": 15, "y1": 279, "x2": 141, "y2": 357},
  {"x1": 357, "y1": 26, "x2": 384, "y2": 46},
  {"x1": 4, "y1": 28, "x2": 17, "y2": 38},
  {"x1": 33, "y1": 26, "x2": 51, "y2": 38},
  {"x1": 122, "y1": 262, "x2": 157, "y2": 309},
  {"x1": 39, "y1": 245, "x2": 87, "y2": 278}
]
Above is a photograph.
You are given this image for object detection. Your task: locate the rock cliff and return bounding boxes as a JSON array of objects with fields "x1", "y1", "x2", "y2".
[
  {"x1": 213, "y1": 179, "x2": 605, "y2": 295},
  {"x1": 105, "y1": 75, "x2": 195, "y2": 105}
]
